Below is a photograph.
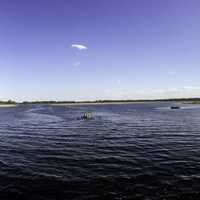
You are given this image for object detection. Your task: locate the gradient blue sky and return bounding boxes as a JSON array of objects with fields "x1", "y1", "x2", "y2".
[{"x1": 1, "y1": 0, "x2": 200, "y2": 101}]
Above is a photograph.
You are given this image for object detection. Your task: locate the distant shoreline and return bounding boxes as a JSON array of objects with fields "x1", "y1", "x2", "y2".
[
  {"x1": 20, "y1": 98, "x2": 200, "y2": 104},
  {"x1": 50, "y1": 101, "x2": 145, "y2": 106},
  {"x1": 0, "y1": 98, "x2": 200, "y2": 106},
  {"x1": 0, "y1": 104, "x2": 17, "y2": 107}
]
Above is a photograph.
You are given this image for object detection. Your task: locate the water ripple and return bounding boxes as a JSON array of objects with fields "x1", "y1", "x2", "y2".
[{"x1": 0, "y1": 103, "x2": 200, "y2": 199}]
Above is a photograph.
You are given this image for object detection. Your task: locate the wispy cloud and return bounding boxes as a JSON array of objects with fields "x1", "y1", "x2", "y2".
[
  {"x1": 168, "y1": 71, "x2": 176, "y2": 76},
  {"x1": 71, "y1": 44, "x2": 88, "y2": 50},
  {"x1": 73, "y1": 62, "x2": 81, "y2": 67},
  {"x1": 151, "y1": 86, "x2": 200, "y2": 99},
  {"x1": 182, "y1": 86, "x2": 200, "y2": 90},
  {"x1": 117, "y1": 79, "x2": 121, "y2": 85}
]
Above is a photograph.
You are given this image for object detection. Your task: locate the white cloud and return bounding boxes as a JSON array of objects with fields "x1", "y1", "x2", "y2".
[
  {"x1": 182, "y1": 86, "x2": 200, "y2": 90},
  {"x1": 151, "y1": 86, "x2": 200, "y2": 99},
  {"x1": 71, "y1": 44, "x2": 88, "y2": 50},
  {"x1": 103, "y1": 86, "x2": 200, "y2": 100}
]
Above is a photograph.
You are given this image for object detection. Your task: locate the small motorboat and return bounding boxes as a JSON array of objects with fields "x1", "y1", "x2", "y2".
[
  {"x1": 170, "y1": 106, "x2": 180, "y2": 109},
  {"x1": 77, "y1": 112, "x2": 93, "y2": 120}
]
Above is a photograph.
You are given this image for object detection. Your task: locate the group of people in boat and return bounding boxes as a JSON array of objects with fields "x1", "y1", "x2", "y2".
[{"x1": 77, "y1": 112, "x2": 93, "y2": 120}]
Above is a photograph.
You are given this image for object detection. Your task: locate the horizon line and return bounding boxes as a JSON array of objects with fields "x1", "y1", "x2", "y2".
[{"x1": 1, "y1": 97, "x2": 200, "y2": 104}]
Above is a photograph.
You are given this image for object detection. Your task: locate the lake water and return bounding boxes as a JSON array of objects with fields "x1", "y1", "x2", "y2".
[{"x1": 0, "y1": 102, "x2": 200, "y2": 199}]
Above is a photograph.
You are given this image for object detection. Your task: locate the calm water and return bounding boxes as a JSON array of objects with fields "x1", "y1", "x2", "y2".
[{"x1": 0, "y1": 102, "x2": 200, "y2": 199}]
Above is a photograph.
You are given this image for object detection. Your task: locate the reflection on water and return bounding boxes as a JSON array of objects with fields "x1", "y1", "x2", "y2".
[{"x1": 0, "y1": 102, "x2": 200, "y2": 199}]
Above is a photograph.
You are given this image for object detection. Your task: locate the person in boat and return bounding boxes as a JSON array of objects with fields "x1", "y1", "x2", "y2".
[
  {"x1": 82, "y1": 112, "x2": 92, "y2": 119},
  {"x1": 77, "y1": 112, "x2": 92, "y2": 120}
]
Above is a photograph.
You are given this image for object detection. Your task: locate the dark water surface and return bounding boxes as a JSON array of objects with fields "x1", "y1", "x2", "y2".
[{"x1": 0, "y1": 102, "x2": 200, "y2": 199}]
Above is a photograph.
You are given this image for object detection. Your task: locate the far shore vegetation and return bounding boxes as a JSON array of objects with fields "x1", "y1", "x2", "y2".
[
  {"x1": 1, "y1": 98, "x2": 200, "y2": 105},
  {"x1": 0, "y1": 100, "x2": 16, "y2": 105},
  {"x1": 190, "y1": 100, "x2": 200, "y2": 104}
]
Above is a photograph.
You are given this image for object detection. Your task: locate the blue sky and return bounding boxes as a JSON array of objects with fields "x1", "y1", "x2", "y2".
[{"x1": 0, "y1": 0, "x2": 200, "y2": 101}]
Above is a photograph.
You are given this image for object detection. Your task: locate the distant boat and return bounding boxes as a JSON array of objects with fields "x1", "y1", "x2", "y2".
[
  {"x1": 170, "y1": 106, "x2": 180, "y2": 109},
  {"x1": 77, "y1": 112, "x2": 93, "y2": 120}
]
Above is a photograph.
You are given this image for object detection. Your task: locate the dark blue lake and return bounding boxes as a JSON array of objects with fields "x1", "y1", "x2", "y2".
[{"x1": 0, "y1": 102, "x2": 200, "y2": 199}]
